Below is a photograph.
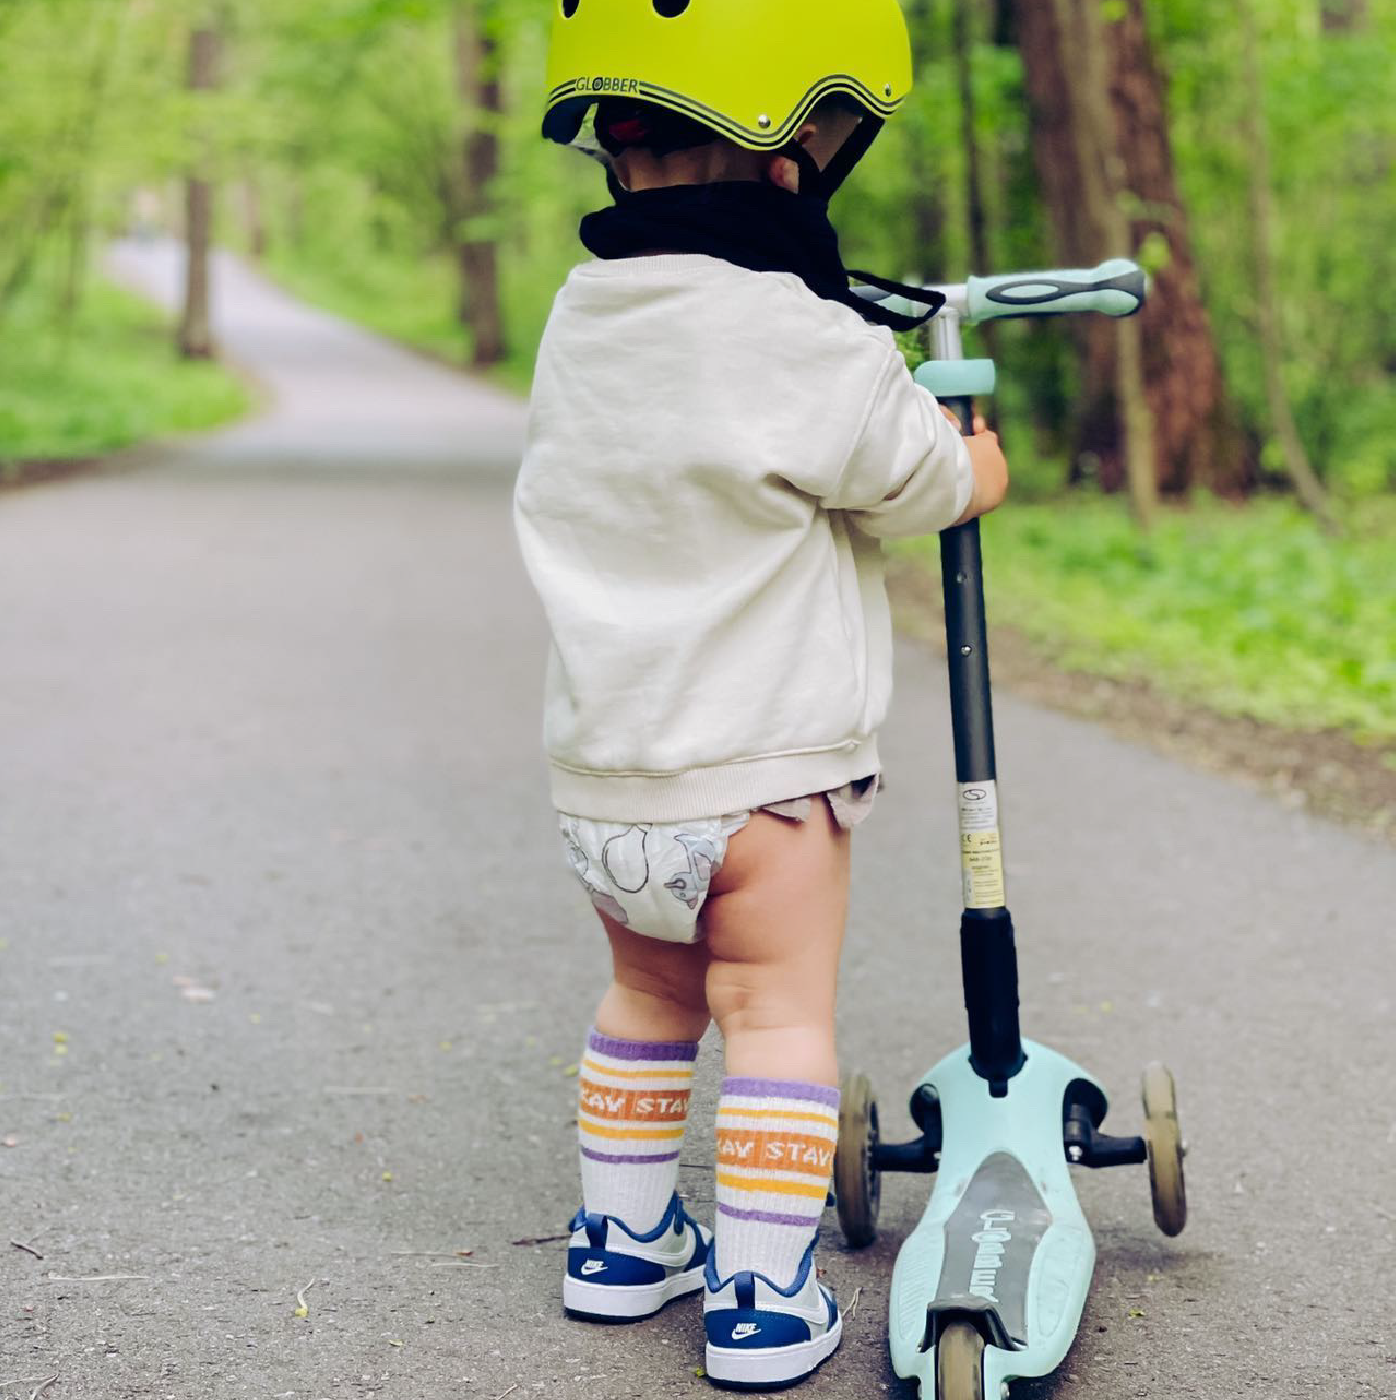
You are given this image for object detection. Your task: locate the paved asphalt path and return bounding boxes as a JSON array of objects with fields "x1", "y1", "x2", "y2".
[{"x1": 1, "y1": 243, "x2": 1393, "y2": 1400}]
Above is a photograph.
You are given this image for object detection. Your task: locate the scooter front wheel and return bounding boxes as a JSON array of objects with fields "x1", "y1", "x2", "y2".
[
  {"x1": 1142, "y1": 1062, "x2": 1188, "y2": 1237},
  {"x1": 936, "y1": 1320, "x2": 985, "y2": 1400},
  {"x1": 835, "y1": 1071, "x2": 880, "y2": 1247}
]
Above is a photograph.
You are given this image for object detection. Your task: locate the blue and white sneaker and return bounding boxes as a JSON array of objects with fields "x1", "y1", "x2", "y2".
[
  {"x1": 563, "y1": 1194, "x2": 711, "y2": 1321},
  {"x1": 703, "y1": 1242, "x2": 843, "y2": 1389}
]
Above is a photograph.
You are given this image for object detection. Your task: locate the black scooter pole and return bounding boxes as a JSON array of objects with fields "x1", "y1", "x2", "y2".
[{"x1": 941, "y1": 396, "x2": 1025, "y2": 1096}]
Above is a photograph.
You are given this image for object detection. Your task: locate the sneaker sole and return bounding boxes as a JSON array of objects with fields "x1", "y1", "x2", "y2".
[
  {"x1": 705, "y1": 1314, "x2": 843, "y2": 1389},
  {"x1": 563, "y1": 1262, "x2": 707, "y2": 1321}
]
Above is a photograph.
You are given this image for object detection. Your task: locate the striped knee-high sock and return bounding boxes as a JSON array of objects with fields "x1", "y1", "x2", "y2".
[
  {"x1": 577, "y1": 1029, "x2": 698, "y2": 1234},
  {"x1": 714, "y1": 1077, "x2": 840, "y2": 1286}
]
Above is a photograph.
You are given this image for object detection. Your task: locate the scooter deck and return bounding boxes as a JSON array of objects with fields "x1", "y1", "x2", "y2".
[{"x1": 889, "y1": 1040, "x2": 1103, "y2": 1396}]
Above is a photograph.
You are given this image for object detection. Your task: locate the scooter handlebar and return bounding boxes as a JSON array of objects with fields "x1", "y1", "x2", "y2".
[{"x1": 965, "y1": 258, "x2": 1148, "y2": 325}]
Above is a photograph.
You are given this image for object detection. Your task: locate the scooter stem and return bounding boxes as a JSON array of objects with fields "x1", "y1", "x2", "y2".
[{"x1": 936, "y1": 325, "x2": 1026, "y2": 1093}]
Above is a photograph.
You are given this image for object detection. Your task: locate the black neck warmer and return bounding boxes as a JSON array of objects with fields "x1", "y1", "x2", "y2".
[{"x1": 579, "y1": 176, "x2": 944, "y2": 333}]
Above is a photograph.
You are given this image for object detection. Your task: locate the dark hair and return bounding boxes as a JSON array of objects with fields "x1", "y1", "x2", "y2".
[
  {"x1": 594, "y1": 99, "x2": 715, "y2": 157},
  {"x1": 595, "y1": 93, "x2": 868, "y2": 158}
]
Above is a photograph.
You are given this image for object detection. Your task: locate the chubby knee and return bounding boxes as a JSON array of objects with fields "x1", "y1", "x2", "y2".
[
  {"x1": 705, "y1": 958, "x2": 754, "y2": 1032},
  {"x1": 616, "y1": 959, "x2": 709, "y2": 1016},
  {"x1": 706, "y1": 957, "x2": 829, "y2": 1035}
]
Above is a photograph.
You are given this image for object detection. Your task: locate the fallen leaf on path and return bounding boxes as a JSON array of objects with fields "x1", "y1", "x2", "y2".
[{"x1": 293, "y1": 1277, "x2": 317, "y2": 1319}]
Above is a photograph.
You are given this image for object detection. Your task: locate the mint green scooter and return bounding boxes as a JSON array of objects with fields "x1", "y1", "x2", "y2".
[{"x1": 839, "y1": 261, "x2": 1188, "y2": 1399}]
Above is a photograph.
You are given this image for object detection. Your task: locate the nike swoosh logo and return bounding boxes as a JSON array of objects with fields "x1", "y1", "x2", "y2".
[
  {"x1": 580, "y1": 1261, "x2": 607, "y2": 1276},
  {"x1": 731, "y1": 1323, "x2": 761, "y2": 1340}
]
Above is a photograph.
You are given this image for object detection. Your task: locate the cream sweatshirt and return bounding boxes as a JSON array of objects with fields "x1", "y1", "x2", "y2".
[{"x1": 513, "y1": 254, "x2": 972, "y2": 823}]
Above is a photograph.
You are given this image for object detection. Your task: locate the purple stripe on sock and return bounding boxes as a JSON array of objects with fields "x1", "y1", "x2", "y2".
[
  {"x1": 587, "y1": 1029, "x2": 699, "y2": 1063},
  {"x1": 717, "y1": 1202, "x2": 822, "y2": 1229},
  {"x1": 722, "y1": 1077, "x2": 840, "y2": 1109},
  {"x1": 580, "y1": 1146, "x2": 682, "y2": 1166}
]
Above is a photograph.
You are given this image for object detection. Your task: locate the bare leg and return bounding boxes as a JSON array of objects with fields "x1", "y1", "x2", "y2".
[
  {"x1": 702, "y1": 802, "x2": 851, "y2": 1085},
  {"x1": 593, "y1": 913, "x2": 713, "y2": 1046},
  {"x1": 576, "y1": 916, "x2": 711, "y2": 1236},
  {"x1": 700, "y1": 801, "x2": 850, "y2": 1290}
]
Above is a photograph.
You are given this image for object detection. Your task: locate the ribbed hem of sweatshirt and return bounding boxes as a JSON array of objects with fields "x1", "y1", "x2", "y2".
[{"x1": 550, "y1": 736, "x2": 881, "y2": 825}]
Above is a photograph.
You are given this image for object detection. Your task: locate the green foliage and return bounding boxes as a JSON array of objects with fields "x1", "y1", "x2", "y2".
[
  {"x1": 0, "y1": 0, "x2": 1390, "y2": 741},
  {"x1": 895, "y1": 493, "x2": 1396, "y2": 739},
  {"x1": 0, "y1": 264, "x2": 249, "y2": 465},
  {"x1": 1161, "y1": 0, "x2": 1397, "y2": 497}
]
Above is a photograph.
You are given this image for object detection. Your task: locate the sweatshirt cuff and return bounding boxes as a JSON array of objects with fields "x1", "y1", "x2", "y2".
[{"x1": 950, "y1": 428, "x2": 975, "y2": 523}]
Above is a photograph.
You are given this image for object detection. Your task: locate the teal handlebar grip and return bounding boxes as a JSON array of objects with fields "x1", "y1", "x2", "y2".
[{"x1": 965, "y1": 258, "x2": 1148, "y2": 325}]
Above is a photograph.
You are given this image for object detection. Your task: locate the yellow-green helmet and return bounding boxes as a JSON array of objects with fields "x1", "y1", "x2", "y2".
[{"x1": 542, "y1": 0, "x2": 914, "y2": 153}]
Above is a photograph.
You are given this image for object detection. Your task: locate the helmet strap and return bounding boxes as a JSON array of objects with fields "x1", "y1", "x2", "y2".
[{"x1": 781, "y1": 114, "x2": 884, "y2": 203}]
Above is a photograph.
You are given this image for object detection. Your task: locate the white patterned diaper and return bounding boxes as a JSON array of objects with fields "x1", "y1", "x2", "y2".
[
  {"x1": 557, "y1": 778, "x2": 880, "y2": 944},
  {"x1": 558, "y1": 811, "x2": 752, "y2": 944}
]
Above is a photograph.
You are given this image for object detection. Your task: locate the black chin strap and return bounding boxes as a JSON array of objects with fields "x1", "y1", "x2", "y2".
[
  {"x1": 587, "y1": 113, "x2": 944, "y2": 334},
  {"x1": 777, "y1": 121, "x2": 945, "y2": 331},
  {"x1": 781, "y1": 115, "x2": 883, "y2": 203}
]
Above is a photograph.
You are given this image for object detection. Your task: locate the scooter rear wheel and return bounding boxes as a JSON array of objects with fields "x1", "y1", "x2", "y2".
[
  {"x1": 936, "y1": 1320, "x2": 985, "y2": 1400},
  {"x1": 835, "y1": 1071, "x2": 880, "y2": 1247},
  {"x1": 1142, "y1": 1062, "x2": 1188, "y2": 1237}
]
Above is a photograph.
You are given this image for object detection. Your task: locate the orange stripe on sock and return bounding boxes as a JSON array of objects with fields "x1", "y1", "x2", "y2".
[
  {"x1": 578, "y1": 1119, "x2": 686, "y2": 1142},
  {"x1": 578, "y1": 1080, "x2": 691, "y2": 1123},
  {"x1": 716, "y1": 1107, "x2": 839, "y2": 1127},
  {"x1": 715, "y1": 1170, "x2": 830, "y2": 1200},
  {"x1": 716, "y1": 1128, "x2": 835, "y2": 1176}
]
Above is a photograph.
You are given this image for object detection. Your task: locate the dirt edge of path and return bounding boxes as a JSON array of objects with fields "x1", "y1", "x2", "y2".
[{"x1": 889, "y1": 559, "x2": 1396, "y2": 841}]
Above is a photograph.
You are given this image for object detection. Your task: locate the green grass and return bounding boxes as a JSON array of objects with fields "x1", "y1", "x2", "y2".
[
  {"x1": 0, "y1": 272, "x2": 250, "y2": 467},
  {"x1": 893, "y1": 494, "x2": 1396, "y2": 742},
  {"x1": 264, "y1": 243, "x2": 541, "y2": 395},
  {"x1": 266, "y1": 243, "x2": 472, "y2": 366}
]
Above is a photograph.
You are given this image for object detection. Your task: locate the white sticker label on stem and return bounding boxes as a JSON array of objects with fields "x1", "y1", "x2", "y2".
[{"x1": 957, "y1": 782, "x2": 1006, "y2": 909}]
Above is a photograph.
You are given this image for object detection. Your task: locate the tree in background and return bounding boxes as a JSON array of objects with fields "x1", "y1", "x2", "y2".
[
  {"x1": 1238, "y1": 0, "x2": 1335, "y2": 527},
  {"x1": 179, "y1": 21, "x2": 219, "y2": 360},
  {"x1": 1011, "y1": 0, "x2": 1245, "y2": 499},
  {"x1": 451, "y1": 0, "x2": 505, "y2": 367},
  {"x1": 0, "y1": 0, "x2": 1391, "y2": 504}
]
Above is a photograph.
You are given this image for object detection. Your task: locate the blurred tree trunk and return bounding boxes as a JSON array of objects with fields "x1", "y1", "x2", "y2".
[
  {"x1": 179, "y1": 25, "x2": 218, "y2": 361},
  {"x1": 1012, "y1": 0, "x2": 1247, "y2": 497},
  {"x1": 951, "y1": 0, "x2": 1000, "y2": 429},
  {"x1": 1320, "y1": 0, "x2": 1367, "y2": 30},
  {"x1": 1240, "y1": 1, "x2": 1336, "y2": 529},
  {"x1": 242, "y1": 172, "x2": 267, "y2": 261},
  {"x1": 1063, "y1": 0, "x2": 1157, "y2": 523},
  {"x1": 451, "y1": 1, "x2": 505, "y2": 369},
  {"x1": 905, "y1": 0, "x2": 946, "y2": 279},
  {"x1": 59, "y1": 19, "x2": 122, "y2": 337},
  {"x1": 952, "y1": 0, "x2": 991, "y2": 276}
]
